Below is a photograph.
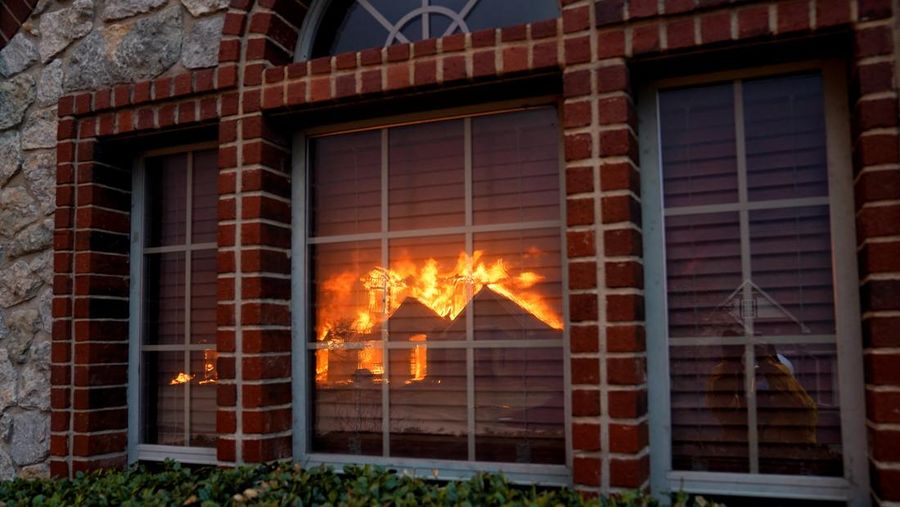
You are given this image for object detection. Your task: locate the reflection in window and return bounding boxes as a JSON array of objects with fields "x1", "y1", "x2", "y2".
[
  {"x1": 307, "y1": 108, "x2": 565, "y2": 464},
  {"x1": 658, "y1": 73, "x2": 843, "y2": 477},
  {"x1": 141, "y1": 150, "x2": 218, "y2": 449},
  {"x1": 311, "y1": 0, "x2": 559, "y2": 57}
]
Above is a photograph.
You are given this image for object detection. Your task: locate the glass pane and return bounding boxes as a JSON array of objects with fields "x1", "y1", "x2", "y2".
[
  {"x1": 465, "y1": 0, "x2": 559, "y2": 33},
  {"x1": 472, "y1": 109, "x2": 560, "y2": 225},
  {"x1": 473, "y1": 229, "x2": 563, "y2": 340},
  {"x1": 191, "y1": 249, "x2": 217, "y2": 344},
  {"x1": 389, "y1": 120, "x2": 464, "y2": 230},
  {"x1": 755, "y1": 343, "x2": 842, "y2": 476},
  {"x1": 744, "y1": 74, "x2": 828, "y2": 201},
  {"x1": 312, "y1": 347, "x2": 384, "y2": 455},
  {"x1": 389, "y1": 348, "x2": 467, "y2": 459},
  {"x1": 310, "y1": 132, "x2": 382, "y2": 237},
  {"x1": 671, "y1": 345, "x2": 749, "y2": 473},
  {"x1": 749, "y1": 206, "x2": 835, "y2": 336},
  {"x1": 665, "y1": 213, "x2": 742, "y2": 338},
  {"x1": 192, "y1": 149, "x2": 219, "y2": 244},
  {"x1": 145, "y1": 153, "x2": 187, "y2": 247},
  {"x1": 142, "y1": 351, "x2": 185, "y2": 445},
  {"x1": 659, "y1": 84, "x2": 738, "y2": 208},
  {"x1": 144, "y1": 252, "x2": 185, "y2": 346},
  {"x1": 387, "y1": 235, "x2": 466, "y2": 340},
  {"x1": 190, "y1": 349, "x2": 218, "y2": 447},
  {"x1": 328, "y1": 1, "x2": 391, "y2": 55},
  {"x1": 310, "y1": 240, "x2": 383, "y2": 381},
  {"x1": 475, "y1": 347, "x2": 564, "y2": 464}
]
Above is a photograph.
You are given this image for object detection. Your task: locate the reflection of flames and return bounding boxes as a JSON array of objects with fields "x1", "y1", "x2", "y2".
[
  {"x1": 315, "y1": 250, "x2": 562, "y2": 383},
  {"x1": 168, "y1": 349, "x2": 218, "y2": 385}
]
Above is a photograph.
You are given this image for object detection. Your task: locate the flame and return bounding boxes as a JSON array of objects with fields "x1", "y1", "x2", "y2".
[
  {"x1": 315, "y1": 249, "x2": 562, "y2": 384},
  {"x1": 168, "y1": 349, "x2": 218, "y2": 386}
]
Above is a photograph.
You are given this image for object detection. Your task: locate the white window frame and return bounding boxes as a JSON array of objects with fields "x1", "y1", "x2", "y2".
[
  {"x1": 290, "y1": 100, "x2": 573, "y2": 485},
  {"x1": 639, "y1": 61, "x2": 869, "y2": 505},
  {"x1": 128, "y1": 143, "x2": 219, "y2": 465}
]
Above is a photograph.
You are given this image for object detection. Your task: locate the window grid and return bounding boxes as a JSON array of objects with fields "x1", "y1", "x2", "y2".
[
  {"x1": 132, "y1": 148, "x2": 219, "y2": 460},
  {"x1": 305, "y1": 112, "x2": 567, "y2": 465},
  {"x1": 661, "y1": 78, "x2": 837, "y2": 475}
]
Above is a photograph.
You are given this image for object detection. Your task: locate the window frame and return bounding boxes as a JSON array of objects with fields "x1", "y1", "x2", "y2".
[
  {"x1": 291, "y1": 100, "x2": 573, "y2": 485},
  {"x1": 638, "y1": 60, "x2": 869, "y2": 505},
  {"x1": 128, "y1": 142, "x2": 220, "y2": 466}
]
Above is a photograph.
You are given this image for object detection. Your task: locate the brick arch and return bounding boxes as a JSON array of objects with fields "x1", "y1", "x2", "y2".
[
  {"x1": 218, "y1": 0, "x2": 309, "y2": 73},
  {"x1": 0, "y1": 0, "x2": 36, "y2": 49}
]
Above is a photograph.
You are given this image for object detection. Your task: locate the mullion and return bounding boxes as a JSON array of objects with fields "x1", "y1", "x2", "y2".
[
  {"x1": 464, "y1": 117, "x2": 476, "y2": 462},
  {"x1": 184, "y1": 153, "x2": 194, "y2": 447}
]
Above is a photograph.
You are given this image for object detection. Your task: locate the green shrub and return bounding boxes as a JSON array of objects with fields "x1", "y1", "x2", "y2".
[{"x1": 0, "y1": 461, "x2": 721, "y2": 507}]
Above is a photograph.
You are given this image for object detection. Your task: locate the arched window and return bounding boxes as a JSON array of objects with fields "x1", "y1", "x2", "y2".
[{"x1": 301, "y1": 0, "x2": 559, "y2": 59}]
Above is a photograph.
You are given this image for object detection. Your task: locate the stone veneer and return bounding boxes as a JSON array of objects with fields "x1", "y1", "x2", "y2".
[{"x1": 0, "y1": 0, "x2": 225, "y2": 478}]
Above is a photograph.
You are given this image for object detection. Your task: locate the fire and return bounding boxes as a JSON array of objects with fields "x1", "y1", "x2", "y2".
[
  {"x1": 168, "y1": 349, "x2": 218, "y2": 386},
  {"x1": 315, "y1": 249, "x2": 562, "y2": 383}
]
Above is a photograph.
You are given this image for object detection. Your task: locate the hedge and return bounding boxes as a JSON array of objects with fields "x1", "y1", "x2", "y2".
[{"x1": 0, "y1": 462, "x2": 723, "y2": 507}]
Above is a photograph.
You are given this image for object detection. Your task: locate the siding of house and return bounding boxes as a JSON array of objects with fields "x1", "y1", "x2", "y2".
[{"x1": 0, "y1": 0, "x2": 898, "y2": 504}]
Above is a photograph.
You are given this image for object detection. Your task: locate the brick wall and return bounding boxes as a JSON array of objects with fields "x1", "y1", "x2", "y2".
[{"x1": 48, "y1": 0, "x2": 900, "y2": 503}]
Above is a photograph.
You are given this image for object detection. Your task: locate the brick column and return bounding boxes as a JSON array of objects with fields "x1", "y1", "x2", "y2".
[
  {"x1": 51, "y1": 98, "x2": 132, "y2": 476},
  {"x1": 851, "y1": 1, "x2": 900, "y2": 503}
]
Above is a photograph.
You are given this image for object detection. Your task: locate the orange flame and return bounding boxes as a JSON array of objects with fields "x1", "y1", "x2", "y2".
[
  {"x1": 315, "y1": 249, "x2": 562, "y2": 383},
  {"x1": 168, "y1": 349, "x2": 218, "y2": 386}
]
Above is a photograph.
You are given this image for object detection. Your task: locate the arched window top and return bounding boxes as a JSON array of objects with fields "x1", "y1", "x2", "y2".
[{"x1": 300, "y1": 0, "x2": 559, "y2": 59}]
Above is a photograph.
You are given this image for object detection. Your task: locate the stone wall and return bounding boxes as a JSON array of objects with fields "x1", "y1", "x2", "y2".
[{"x1": 0, "y1": 0, "x2": 225, "y2": 478}]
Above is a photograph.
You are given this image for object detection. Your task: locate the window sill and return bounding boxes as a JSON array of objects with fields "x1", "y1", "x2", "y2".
[{"x1": 136, "y1": 444, "x2": 217, "y2": 466}]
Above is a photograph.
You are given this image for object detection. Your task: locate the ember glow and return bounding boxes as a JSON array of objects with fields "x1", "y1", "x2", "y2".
[
  {"x1": 169, "y1": 349, "x2": 219, "y2": 386},
  {"x1": 315, "y1": 250, "x2": 562, "y2": 383}
]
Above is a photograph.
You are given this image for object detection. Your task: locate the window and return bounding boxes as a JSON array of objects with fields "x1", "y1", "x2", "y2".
[
  {"x1": 294, "y1": 107, "x2": 569, "y2": 482},
  {"x1": 640, "y1": 64, "x2": 868, "y2": 503},
  {"x1": 128, "y1": 146, "x2": 219, "y2": 464},
  {"x1": 301, "y1": 0, "x2": 559, "y2": 58}
]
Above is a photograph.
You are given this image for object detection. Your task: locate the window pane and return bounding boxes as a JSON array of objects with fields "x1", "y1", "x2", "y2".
[
  {"x1": 744, "y1": 74, "x2": 828, "y2": 201},
  {"x1": 145, "y1": 154, "x2": 187, "y2": 247},
  {"x1": 472, "y1": 109, "x2": 560, "y2": 225},
  {"x1": 312, "y1": 347, "x2": 384, "y2": 455},
  {"x1": 671, "y1": 344, "x2": 749, "y2": 473},
  {"x1": 191, "y1": 249, "x2": 217, "y2": 345},
  {"x1": 475, "y1": 347, "x2": 564, "y2": 464},
  {"x1": 310, "y1": 132, "x2": 382, "y2": 237},
  {"x1": 144, "y1": 252, "x2": 185, "y2": 346},
  {"x1": 192, "y1": 149, "x2": 218, "y2": 243},
  {"x1": 189, "y1": 350, "x2": 218, "y2": 447},
  {"x1": 142, "y1": 351, "x2": 185, "y2": 446},
  {"x1": 389, "y1": 121, "x2": 464, "y2": 230},
  {"x1": 665, "y1": 213, "x2": 742, "y2": 338},
  {"x1": 389, "y1": 348, "x2": 467, "y2": 460},
  {"x1": 464, "y1": 0, "x2": 559, "y2": 33},
  {"x1": 754, "y1": 343, "x2": 842, "y2": 476},
  {"x1": 749, "y1": 206, "x2": 835, "y2": 336},
  {"x1": 473, "y1": 229, "x2": 563, "y2": 340},
  {"x1": 660, "y1": 84, "x2": 739, "y2": 208}
]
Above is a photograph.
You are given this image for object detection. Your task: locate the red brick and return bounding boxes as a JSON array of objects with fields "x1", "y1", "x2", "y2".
[
  {"x1": 286, "y1": 81, "x2": 306, "y2": 105},
  {"x1": 777, "y1": 0, "x2": 811, "y2": 33},
  {"x1": 607, "y1": 356, "x2": 646, "y2": 385},
  {"x1": 866, "y1": 353, "x2": 900, "y2": 385},
  {"x1": 472, "y1": 51, "x2": 496, "y2": 78},
  {"x1": 857, "y1": 61, "x2": 895, "y2": 95},
  {"x1": 858, "y1": 0, "x2": 892, "y2": 20},
  {"x1": 573, "y1": 423, "x2": 601, "y2": 451},
  {"x1": 567, "y1": 230, "x2": 596, "y2": 258},
  {"x1": 606, "y1": 261, "x2": 643, "y2": 288},
  {"x1": 572, "y1": 357, "x2": 600, "y2": 384},
  {"x1": 501, "y1": 46, "x2": 528, "y2": 74},
  {"x1": 666, "y1": 18, "x2": 695, "y2": 49},
  {"x1": 413, "y1": 38, "x2": 437, "y2": 57},
  {"x1": 442, "y1": 33, "x2": 466, "y2": 52},
  {"x1": 868, "y1": 389, "x2": 900, "y2": 423},
  {"x1": 566, "y1": 164, "x2": 593, "y2": 193},
  {"x1": 386, "y1": 43, "x2": 410, "y2": 62},
  {"x1": 309, "y1": 77, "x2": 331, "y2": 102},
  {"x1": 872, "y1": 429, "x2": 900, "y2": 462},
  {"x1": 565, "y1": 133, "x2": 592, "y2": 161},
  {"x1": 632, "y1": 23, "x2": 660, "y2": 54},
  {"x1": 602, "y1": 194, "x2": 640, "y2": 224},
  {"x1": 500, "y1": 23, "x2": 527, "y2": 42},
  {"x1": 816, "y1": 0, "x2": 851, "y2": 27},
  {"x1": 565, "y1": 69, "x2": 592, "y2": 98},
  {"x1": 567, "y1": 197, "x2": 594, "y2": 226},
  {"x1": 607, "y1": 293, "x2": 643, "y2": 322},
  {"x1": 664, "y1": 0, "x2": 694, "y2": 14},
  {"x1": 335, "y1": 52, "x2": 357, "y2": 70},
  {"x1": 597, "y1": 30, "x2": 625, "y2": 59},
  {"x1": 607, "y1": 325, "x2": 646, "y2": 353},
  {"x1": 565, "y1": 35, "x2": 591, "y2": 64},
  {"x1": 573, "y1": 457, "x2": 601, "y2": 487},
  {"x1": 872, "y1": 465, "x2": 900, "y2": 501},
  {"x1": 857, "y1": 98, "x2": 897, "y2": 131},
  {"x1": 571, "y1": 325, "x2": 600, "y2": 353},
  {"x1": 570, "y1": 293, "x2": 599, "y2": 321},
  {"x1": 700, "y1": 11, "x2": 731, "y2": 44},
  {"x1": 864, "y1": 316, "x2": 900, "y2": 348},
  {"x1": 532, "y1": 42, "x2": 558, "y2": 69},
  {"x1": 857, "y1": 133, "x2": 899, "y2": 166},
  {"x1": 414, "y1": 60, "x2": 436, "y2": 87},
  {"x1": 595, "y1": 0, "x2": 625, "y2": 27},
  {"x1": 596, "y1": 65, "x2": 628, "y2": 93},
  {"x1": 597, "y1": 96, "x2": 632, "y2": 125},
  {"x1": 442, "y1": 56, "x2": 466, "y2": 82},
  {"x1": 629, "y1": 0, "x2": 657, "y2": 18},
  {"x1": 860, "y1": 240, "x2": 900, "y2": 274},
  {"x1": 601, "y1": 161, "x2": 638, "y2": 192},
  {"x1": 609, "y1": 422, "x2": 648, "y2": 453},
  {"x1": 608, "y1": 388, "x2": 647, "y2": 418},
  {"x1": 530, "y1": 19, "x2": 557, "y2": 39},
  {"x1": 569, "y1": 261, "x2": 598, "y2": 290},
  {"x1": 572, "y1": 389, "x2": 600, "y2": 417},
  {"x1": 610, "y1": 456, "x2": 649, "y2": 488},
  {"x1": 856, "y1": 169, "x2": 900, "y2": 204},
  {"x1": 738, "y1": 5, "x2": 770, "y2": 39}
]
